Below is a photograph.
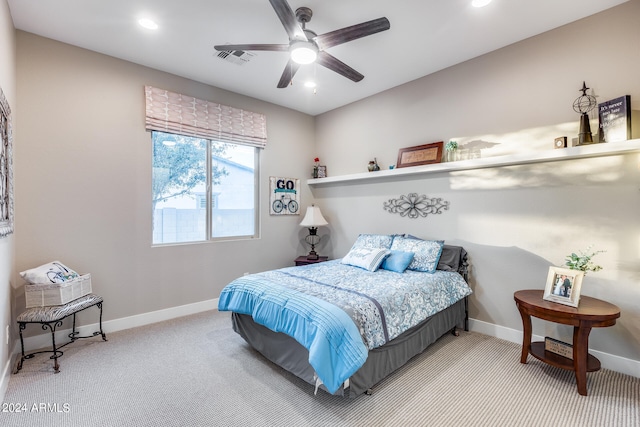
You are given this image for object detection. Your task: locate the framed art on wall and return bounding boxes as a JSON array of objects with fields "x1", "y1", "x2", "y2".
[
  {"x1": 269, "y1": 176, "x2": 300, "y2": 215},
  {"x1": 0, "y1": 86, "x2": 13, "y2": 238}
]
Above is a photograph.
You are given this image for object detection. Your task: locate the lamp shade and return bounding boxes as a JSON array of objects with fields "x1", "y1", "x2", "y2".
[{"x1": 299, "y1": 205, "x2": 328, "y2": 227}]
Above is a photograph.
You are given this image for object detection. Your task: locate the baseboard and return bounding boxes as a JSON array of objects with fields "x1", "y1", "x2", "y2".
[
  {"x1": 469, "y1": 318, "x2": 640, "y2": 379},
  {"x1": 14, "y1": 298, "x2": 220, "y2": 355},
  {"x1": 7, "y1": 303, "x2": 637, "y2": 388}
]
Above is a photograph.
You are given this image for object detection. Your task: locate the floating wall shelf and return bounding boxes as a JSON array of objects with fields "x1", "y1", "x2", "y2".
[{"x1": 307, "y1": 139, "x2": 640, "y2": 186}]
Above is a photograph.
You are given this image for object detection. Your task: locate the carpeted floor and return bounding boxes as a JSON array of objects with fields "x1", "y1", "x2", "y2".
[{"x1": 1, "y1": 309, "x2": 638, "y2": 426}]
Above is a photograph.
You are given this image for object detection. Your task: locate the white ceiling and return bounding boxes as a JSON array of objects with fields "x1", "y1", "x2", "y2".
[{"x1": 8, "y1": 0, "x2": 629, "y2": 116}]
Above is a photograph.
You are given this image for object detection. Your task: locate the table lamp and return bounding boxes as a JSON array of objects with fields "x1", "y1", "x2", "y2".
[{"x1": 299, "y1": 205, "x2": 328, "y2": 260}]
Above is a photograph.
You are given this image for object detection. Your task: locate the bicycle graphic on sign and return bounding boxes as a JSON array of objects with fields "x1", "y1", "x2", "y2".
[{"x1": 269, "y1": 177, "x2": 300, "y2": 215}]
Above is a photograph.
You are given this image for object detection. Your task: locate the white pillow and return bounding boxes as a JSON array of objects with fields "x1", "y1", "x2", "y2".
[
  {"x1": 341, "y1": 247, "x2": 390, "y2": 272},
  {"x1": 20, "y1": 261, "x2": 80, "y2": 284}
]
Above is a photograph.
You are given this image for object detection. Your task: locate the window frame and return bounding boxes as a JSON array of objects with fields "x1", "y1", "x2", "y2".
[{"x1": 151, "y1": 131, "x2": 260, "y2": 246}]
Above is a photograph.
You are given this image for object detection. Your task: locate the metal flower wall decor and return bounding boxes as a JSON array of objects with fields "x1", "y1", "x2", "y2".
[{"x1": 383, "y1": 193, "x2": 449, "y2": 219}]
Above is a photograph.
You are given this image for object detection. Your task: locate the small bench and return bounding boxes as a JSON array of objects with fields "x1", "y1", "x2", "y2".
[{"x1": 16, "y1": 293, "x2": 107, "y2": 373}]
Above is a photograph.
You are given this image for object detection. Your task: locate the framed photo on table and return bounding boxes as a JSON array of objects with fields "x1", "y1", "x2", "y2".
[
  {"x1": 543, "y1": 266, "x2": 584, "y2": 307},
  {"x1": 396, "y1": 142, "x2": 443, "y2": 168}
]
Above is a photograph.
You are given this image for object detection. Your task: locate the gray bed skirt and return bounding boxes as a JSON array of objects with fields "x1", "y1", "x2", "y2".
[{"x1": 231, "y1": 297, "x2": 467, "y2": 398}]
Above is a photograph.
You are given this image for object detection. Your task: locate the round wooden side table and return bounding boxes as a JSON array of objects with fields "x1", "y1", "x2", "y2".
[{"x1": 514, "y1": 289, "x2": 620, "y2": 396}]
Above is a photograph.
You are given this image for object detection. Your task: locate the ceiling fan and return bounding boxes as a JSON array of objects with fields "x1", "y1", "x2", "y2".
[{"x1": 214, "y1": 0, "x2": 390, "y2": 88}]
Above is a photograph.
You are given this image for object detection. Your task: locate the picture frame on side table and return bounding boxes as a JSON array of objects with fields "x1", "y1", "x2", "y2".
[
  {"x1": 396, "y1": 141, "x2": 443, "y2": 168},
  {"x1": 543, "y1": 266, "x2": 584, "y2": 307}
]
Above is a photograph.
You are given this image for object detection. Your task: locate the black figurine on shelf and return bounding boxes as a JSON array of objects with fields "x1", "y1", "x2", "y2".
[{"x1": 573, "y1": 81, "x2": 597, "y2": 145}]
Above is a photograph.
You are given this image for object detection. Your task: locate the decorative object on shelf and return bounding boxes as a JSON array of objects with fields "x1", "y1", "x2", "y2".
[
  {"x1": 383, "y1": 193, "x2": 449, "y2": 219},
  {"x1": 543, "y1": 266, "x2": 584, "y2": 307},
  {"x1": 269, "y1": 176, "x2": 300, "y2": 215},
  {"x1": 572, "y1": 81, "x2": 597, "y2": 145},
  {"x1": 396, "y1": 142, "x2": 443, "y2": 168},
  {"x1": 554, "y1": 136, "x2": 567, "y2": 149},
  {"x1": 598, "y1": 95, "x2": 631, "y2": 143},
  {"x1": 367, "y1": 158, "x2": 380, "y2": 172},
  {"x1": 316, "y1": 165, "x2": 327, "y2": 178},
  {"x1": 0, "y1": 86, "x2": 13, "y2": 238},
  {"x1": 564, "y1": 246, "x2": 605, "y2": 275},
  {"x1": 299, "y1": 205, "x2": 328, "y2": 260},
  {"x1": 312, "y1": 157, "x2": 320, "y2": 178},
  {"x1": 388, "y1": 165, "x2": 395, "y2": 170},
  {"x1": 445, "y1": 140, "x2": 459, "y2": 162}
]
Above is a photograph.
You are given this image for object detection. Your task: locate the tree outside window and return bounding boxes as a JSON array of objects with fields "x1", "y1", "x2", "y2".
[{"x1": 151, "y1": 131, "x2": 257, "y2": 244}]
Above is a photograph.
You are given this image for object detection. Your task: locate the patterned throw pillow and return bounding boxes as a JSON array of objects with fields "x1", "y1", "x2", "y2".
[
  {"x1": 390, "y1": 236, "x2": 444, "y2": 273},
  {"x1": 19, "y1": 261, "x2": 80, "y2": 284},
  {"x1": 349, "y1": 234, "x2": 394, "y2": 251},
  {"x1": 341, "y1": 247, "x2": 391, "y2": 272},
  {"x1": 380, "y1": 250, "x2": 415, "y2": 273}
]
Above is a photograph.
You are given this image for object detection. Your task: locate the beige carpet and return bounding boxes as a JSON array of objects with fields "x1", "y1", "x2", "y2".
[{"x1": 1, "y1": 309, "x2": 638, "y2": 426}]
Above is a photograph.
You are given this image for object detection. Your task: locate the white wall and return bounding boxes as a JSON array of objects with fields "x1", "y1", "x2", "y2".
[
  {"x1": 7, "y1": 0, "x2": 639, "y2": 384},
  {"x1": 0, "y1": 0, "x2": 15, "y2": 399},
  {"x1": 14, "y1": 32, "x2": 315, "y2": 325},
  {"x1": 314, "y1": 1, "x2": 640, "y2": 371}
]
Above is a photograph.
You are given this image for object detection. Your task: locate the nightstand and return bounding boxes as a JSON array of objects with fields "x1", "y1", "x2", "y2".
[{"x1": 294, "y1": 256, "x2": 329, "y2": 266}]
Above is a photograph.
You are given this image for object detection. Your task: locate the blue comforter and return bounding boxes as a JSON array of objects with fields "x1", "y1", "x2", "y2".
[{"x1": 218, "y1": 260, "x2": 472, "y2": 394}]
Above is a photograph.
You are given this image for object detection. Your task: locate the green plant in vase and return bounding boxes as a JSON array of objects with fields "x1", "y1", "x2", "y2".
[{"x1": 445, "y1": 140, "x2": 458, "y2": 162}]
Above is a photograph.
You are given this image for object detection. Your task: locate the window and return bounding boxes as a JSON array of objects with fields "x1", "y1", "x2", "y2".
[{"x1": 152, "y1": 131, "x2": 258, "y2": 245}]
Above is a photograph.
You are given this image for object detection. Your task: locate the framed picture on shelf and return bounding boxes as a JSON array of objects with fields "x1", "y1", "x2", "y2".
[
  {"x1": 598, "y1": 95, "x2": 631, "y2": 143},
  {"x1": 543, "y1": 266, "x2": 584, "y2": 307},
  {"x1": 317, "y1": 165, "x2": 327, "y2": 178},
  {"x1": 396, "y1": 142, "x2": 443, "y2": 168}
]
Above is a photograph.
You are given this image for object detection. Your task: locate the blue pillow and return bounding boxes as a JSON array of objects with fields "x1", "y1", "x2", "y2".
[
  {"x1": 381, "y1": 250, "x2": 415, "y2": 273},
  {"x1": 349, "y1": 234, "x2": 394, "y2": 251},
  {"x1": 390, "y1": 236, "x2": 444, "y2": 273}
]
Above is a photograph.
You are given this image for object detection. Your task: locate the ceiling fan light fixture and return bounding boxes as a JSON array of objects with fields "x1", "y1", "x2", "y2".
[{"x1": 290, "y1": 41, "x2": 318, "y2": 65}]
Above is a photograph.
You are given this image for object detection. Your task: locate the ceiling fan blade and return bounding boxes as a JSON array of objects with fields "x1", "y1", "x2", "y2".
[
  {"x1": 316, "y1": 51, "x2": 364, "y2": 83},
  {"x1": 214, "y1": 44, "x2": 289, "y2": 52},
  {"x1": 314, "y1": 17, "x2": 390, "y2": 50},
  {"x1": 277, "y1": 60, "x2": 301, "y2": 88},
  {"x1": 268, "y1": 0, "x2": 306, "y2": 41}
]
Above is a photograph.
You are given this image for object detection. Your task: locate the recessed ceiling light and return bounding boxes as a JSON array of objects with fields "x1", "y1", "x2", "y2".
[
  {"x1": 304, "y1": 81, "x2": 317, "y2": 88},
  {"x1": 472, "y1": 0, "x2": 492, "y2": 7},
  {"x1": 138, "y1": 18, "x2": 159, "y2": 30}
]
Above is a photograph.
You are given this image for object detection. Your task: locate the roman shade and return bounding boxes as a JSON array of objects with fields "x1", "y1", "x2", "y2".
[{"x1": 144, "y1": 86, "x2": 267, "y2": 148}]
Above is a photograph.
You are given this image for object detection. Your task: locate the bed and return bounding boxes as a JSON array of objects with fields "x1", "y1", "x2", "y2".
[{"x1": 218, "y1": 234, "x2": 472, "y2": 398}]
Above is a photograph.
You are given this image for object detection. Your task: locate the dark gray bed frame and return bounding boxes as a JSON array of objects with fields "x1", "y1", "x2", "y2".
[
  {"x1": 229, "y1": 245, "x2": 470, "y2": 398},
  {"x1": 232, "y1": 296, "x2": 467, "y2": 397}
]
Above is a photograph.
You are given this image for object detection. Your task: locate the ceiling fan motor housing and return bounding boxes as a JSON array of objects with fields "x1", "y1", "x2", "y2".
[{"x1": 295, "y1": 7, "x2": 313, "y2": 26}]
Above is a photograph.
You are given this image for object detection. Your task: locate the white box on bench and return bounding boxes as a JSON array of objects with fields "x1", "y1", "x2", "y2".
[{"x1": 25, "y1": 274, "x2": 92, "y2": 308}]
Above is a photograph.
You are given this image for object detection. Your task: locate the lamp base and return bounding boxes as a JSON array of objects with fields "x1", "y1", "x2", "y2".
[{"x1": 306, "y1": 251, "x2": 319, "y2": 261}]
